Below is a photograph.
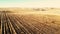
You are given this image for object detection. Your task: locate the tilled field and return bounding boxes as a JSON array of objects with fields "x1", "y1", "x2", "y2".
[{"x1": 1, "y1": 12, "x2": 60, "y2": 34}]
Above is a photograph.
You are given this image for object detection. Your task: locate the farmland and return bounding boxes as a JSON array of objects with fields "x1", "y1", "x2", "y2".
[{"x1": 0, "y1": 8, "x2": 60, "y2": 34}]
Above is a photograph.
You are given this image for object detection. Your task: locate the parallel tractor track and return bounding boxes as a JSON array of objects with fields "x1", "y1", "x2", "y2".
[{"x1": 1, "y1": 11, "x2": 60, "y2": 34}]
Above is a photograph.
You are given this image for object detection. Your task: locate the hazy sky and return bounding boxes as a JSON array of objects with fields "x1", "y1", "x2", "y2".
[{"x1": 0, "y1": 0, "x2": 60, "y2": 8}]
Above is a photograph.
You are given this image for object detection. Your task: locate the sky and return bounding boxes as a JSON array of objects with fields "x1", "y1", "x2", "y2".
[{"x1": 0, "y1": 0, "x2": 60, "y2": 8}]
